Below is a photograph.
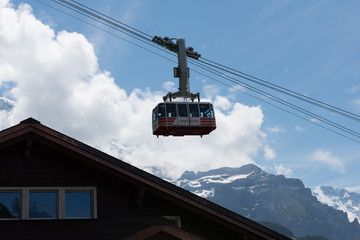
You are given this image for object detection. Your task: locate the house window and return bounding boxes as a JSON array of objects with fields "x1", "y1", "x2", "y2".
[
  {"x1": 0, "y1": 187, "x2": 96, "y2": 220},
  {"x1": 29, "y1": 191, "x2": 57, "y2": 219},
  {"x1": 65, "y1": 191, "x2": 92, "y2": 218},
  {"x1": 0, "y1": 191, "x2": 21, "y2": 219}
]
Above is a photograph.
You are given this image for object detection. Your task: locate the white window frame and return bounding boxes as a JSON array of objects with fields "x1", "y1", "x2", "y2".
[{"x1": 0, "y1": 187, "x2": 97, "y2": 220}]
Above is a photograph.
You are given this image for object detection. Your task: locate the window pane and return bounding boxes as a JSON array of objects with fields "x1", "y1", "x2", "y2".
[
  {"x1": 0, "y1": 192, "x2": 21, "y2": 218},
  {"x1": 199, "y1": 104, "x2": 211, "y2": 118},
  {"x1": 29, "y1": 192, "x2": 57, "y2": 218},
  {"x1": 153, "y1": 110, "x2": 157, "y2": 122},
  {"x1": 177, "y1": 104, "x2": 188, "y2": 117},
  {"x1": 209, "y1": 104, "x2": 215, "y2": 118},
  {"x1": 165, "y1": 104, "x2": 177, "y2": 117},
  {"x1": 158, "y1": 103, "x2": 165, "y2": 118},
  {"x1": 189, "y1": 104, "x2": 199, "y2": 117},
  {"x1": 65, "y1": 192, "x2": 91, "y2": 218}
]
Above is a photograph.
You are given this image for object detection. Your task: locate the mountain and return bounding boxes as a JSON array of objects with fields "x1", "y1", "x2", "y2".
[
  {"x1": 174, "y1": 164, "x2": 360, "y2": 240},
  {"x1": 0, "y1": 97, "x2": 15, "y2": 112},
  {"x1": 313, "y1": 186, "x2": 360, "y2": 223}
]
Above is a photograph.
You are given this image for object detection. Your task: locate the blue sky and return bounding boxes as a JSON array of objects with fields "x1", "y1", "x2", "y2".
[{"x1": 1, "y1": 0, "x2": 360, "y2": 192}]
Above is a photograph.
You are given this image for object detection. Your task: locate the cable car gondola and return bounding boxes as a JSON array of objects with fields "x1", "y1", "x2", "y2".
[
  {"x1": 151, "y1": 37, "x2": 216, "y2": 137},
  {"x1": 152, "y1": 102, "x2": 216, "y2": 137}
]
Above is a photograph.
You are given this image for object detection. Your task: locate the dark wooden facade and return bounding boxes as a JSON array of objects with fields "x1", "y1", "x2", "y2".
[{"x1": 0, "y1": 118, "x2": 290, "y2": 240}]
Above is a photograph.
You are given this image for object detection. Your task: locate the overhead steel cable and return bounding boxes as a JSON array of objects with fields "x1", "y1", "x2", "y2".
[
  {"x1": 54, "y1": 0, "x2": 152, "y2": 42},
  {"x1": 49, "y1": 0, "x2": 360, "y2": 124},
  {"x1": 36, "y1": 0, "x2": 178, "y2": 63},
  {"x1": 39, "y1": 0, "x2": 360, "y2": 142},
  {"x1": 187, "y1": 63, "x2": 360, "y2": 144},
  {"x1": 188, "y1": 59, "x2": 360, "y2": 139},
  {"x1": 199, "y1": 57, "x2": 360, "y2": 122},
  {"x1": 70, "y1": 0, "x2": 153, "y2": 39},
  {"x1": 47, "y1": 0, "x2": 176, "y2": 58}
]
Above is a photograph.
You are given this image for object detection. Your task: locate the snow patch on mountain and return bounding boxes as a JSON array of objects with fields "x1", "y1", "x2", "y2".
[
  {"x1": 194, "y1": 189, "x2": 215, "y2": 198},
  {"x1": 199, "y1": 172, "x2": 254, "y2": 184},
  {"x1": 313, "y1": 186, "x2": 360, "y2": 223},
  {"x1": 175, "y1": 171, "x2": 254, "y2": 189},
  {"x1": 174, "y1": 164, "x2": 264, "y2": 202}
]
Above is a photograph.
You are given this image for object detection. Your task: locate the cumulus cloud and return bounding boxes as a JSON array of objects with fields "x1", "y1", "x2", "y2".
[
  {"x1": 162, "y1": 81, "x2": 176, "y2": 92},
  {"x1": 267, "y1": 126, "x2": 285, "y2": 133},
  {"x1": 263, "y1": 144, "x2": 276, "y2": 160},
  {"x1": 310, "y1": 118, "x2": 320, "y2": 123},
  {"x1": 275, "y1": 164, "x2": 293, "y2": 177},
  {"x1": 203, "y1": 84, "x2": 219, "y2": 99},
  {"x1": 310, "y1": 149, "x2": 345, "y2": 173},
  {"x1": 0, "y1": 1, "x2": 270, "y2": 180},
  {"x1": 213, "y1": 95, "x2": 231, "y2": 111}
]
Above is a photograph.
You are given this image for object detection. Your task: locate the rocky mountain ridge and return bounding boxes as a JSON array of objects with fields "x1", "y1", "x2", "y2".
[{"x1": 175, "y1": 164, "x2": 360, "y2": 240}]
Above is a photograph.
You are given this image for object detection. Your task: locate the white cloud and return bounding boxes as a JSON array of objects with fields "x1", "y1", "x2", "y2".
[
  {"x1": 267, "y1": 126, "x2": 285, "y2": 133},
  {"x1": 213, "y1": 95, "x2": 231, "y2": 111},
  {"x1": 310, "y1": 149, "x2": 345, "y2": 173},
  {"x1": 295, "y1": 125, "x2": 304, "y2": 132},
  {"x1": 228, "y1": 84, "x2": 245, "y2": 93},
  {"x1": 203, "y1": 84, "x2": 219, "y2": 99},
  {"x1": 345, "y1": 85, "x2": 359, "y2": 94},
  {"x1": 0, "y1": 109, "x2": 11, "y2": 127},
  {"x1": 351, "y1": 99, "x2": 360, "y2": 112},
  {"x1": 0, "y1": 63, "x2": 16, "y2": 85},
  {"x1": 310, "y1": 118, "x2": 320, "y2": 123},
  {"x1": 275, "y1": 164, "x2": 293, "y2": 177},
  {"x1": 264, "y1": 144, "x2": 276, "y2": 160},
  {"x1": 0, "y1": 1, "x2": 269, "y2": 180},
  {"x1": 346, "y1": 185, "x2": 360, "y2": 193},
  {"x1": 162, "y1": 81, "x2": 176, "y2": 92}
]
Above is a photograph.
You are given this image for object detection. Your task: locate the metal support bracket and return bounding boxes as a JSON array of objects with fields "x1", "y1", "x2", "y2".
[{"x1": 152, "y1": 36, "x2": 201, "y2": 102}]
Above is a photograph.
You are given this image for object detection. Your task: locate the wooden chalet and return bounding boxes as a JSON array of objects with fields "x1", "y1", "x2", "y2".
[{"x1": 0, "y1": 118, "x2": 290, "y2": 240}]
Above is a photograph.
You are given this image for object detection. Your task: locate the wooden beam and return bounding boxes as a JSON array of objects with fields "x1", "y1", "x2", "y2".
[
  {"x1": 24, "y1": 137, "x2": 32, "y2": 160},
  {"x1": 136, "y1": 187, "x2": 146, "y2": 207}
]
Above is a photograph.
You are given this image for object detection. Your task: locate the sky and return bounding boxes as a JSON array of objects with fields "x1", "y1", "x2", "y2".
[{"x1": 1, "y1": 0, "x2": 360, "y2": 192}]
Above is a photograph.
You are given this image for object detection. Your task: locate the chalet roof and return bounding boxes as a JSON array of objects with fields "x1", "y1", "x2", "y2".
[
  {"x1": 0, "y1": 117, "x2": 290, "y2": 240},
  {"x1": 124, "y1": 217, "x2": 204, "y2": 240}
]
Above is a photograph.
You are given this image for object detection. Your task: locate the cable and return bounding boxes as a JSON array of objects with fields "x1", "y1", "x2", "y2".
[
  {"x1": 37, "y1": 0, "x2": 360, "y2": 142},
  {"x1": 55, "y1": 0, "x2": 152, "y2": 42},
  {"x1": 199, "y1": 58, "x2": 360, "y2": 122},
  {"x1": 70, "y1": 0, "x2": 153, "y2": 39},
  {"x1": 188, "y1": 59, "x2": 360, "y2": 139},
  {"x1": 46, "y1": 0, "x2": 176, "y2": 58},
  {"x1": 48, "y1": 0, "x2": 360, "y2": 123},
  {"x1": 188, "y1": 65, "x2": 360, "y2": 144},
  {"x1": 36, "y1": 0, "x2": 177, "y2": 64}
]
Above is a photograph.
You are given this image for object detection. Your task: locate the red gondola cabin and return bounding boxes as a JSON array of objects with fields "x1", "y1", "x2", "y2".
[{"x1": 152, "y1": 102, "x2": 216, "y2": 137}]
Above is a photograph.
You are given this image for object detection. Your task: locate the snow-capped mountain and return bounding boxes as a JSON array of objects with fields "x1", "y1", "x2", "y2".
[
  {"x1": 174, "y1": 164, "x2": 360, "y2": 240},
  {"x1": 0, "y1": 97, "x2": 15, "y2": 112},
  {"x1": 313, "y1": 186, "x2": 360, "y2": 223},
  {"x1": 174, "y1": 164, "x2": 263, "y2": 198}
]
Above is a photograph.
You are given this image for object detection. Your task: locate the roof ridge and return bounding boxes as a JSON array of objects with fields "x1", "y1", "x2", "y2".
[{"x1": 20, "y1": 117, "x2": 41, "y2": 124}]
